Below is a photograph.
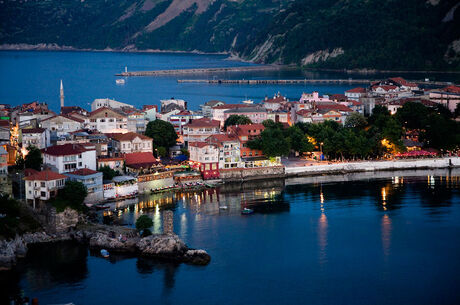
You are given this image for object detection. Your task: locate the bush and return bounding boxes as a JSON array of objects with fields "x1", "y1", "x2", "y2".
[{"x1": 136, "y1": 215, "x2": 153, "y2": 234}]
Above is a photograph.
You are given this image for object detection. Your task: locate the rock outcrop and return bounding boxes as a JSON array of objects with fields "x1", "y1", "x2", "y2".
[{"x1": 0, "y1": 224, "x2": 211, "y2": 270}]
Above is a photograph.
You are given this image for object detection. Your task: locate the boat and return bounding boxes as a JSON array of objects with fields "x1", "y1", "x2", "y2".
[
  {"x1": 219, "y1": 205, "x2": 228, "y2": 210},
  {"x1": 242, "y1": 99, "x2": 254, "y2": 104},
  {"x1": 116, "y1": 79, "x2": 125, "y2": 85},
  {"x1": 241, "y1": 208, "x2": 254, "y2": 215},
  {"x1": 94, "y1": 205, "x2": 110, "y2": 210},
  {"x1": 100, "y1": 249, "x2": 110, "y2": 258}
]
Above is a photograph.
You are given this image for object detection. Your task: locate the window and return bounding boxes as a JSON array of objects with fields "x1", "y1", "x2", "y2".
[
  {"x1": 78, "y1": 162, "x2": 82, "y2": 166},
  {"x1": 40, "y1": 192, "x2": 46, "y2": 197},
  {"x1": 40, "y1": 182, "x2": 45, "y2": 187}
]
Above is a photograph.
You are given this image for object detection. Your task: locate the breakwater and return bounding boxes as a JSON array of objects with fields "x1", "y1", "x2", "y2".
[
  {"x1": 115, "y1": 65, "x2": 294, "y2": 76},
  {"x1": 285, "y1": 157, "x2": 460, "y2": 177},
  {"x1": 177, "y1": 79, "x2": 372, "y2": 85}
]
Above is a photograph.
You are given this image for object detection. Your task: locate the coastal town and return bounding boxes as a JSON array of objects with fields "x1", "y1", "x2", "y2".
[{"x1": 0, "y1": 77, "x2": 459, "y2": 209}]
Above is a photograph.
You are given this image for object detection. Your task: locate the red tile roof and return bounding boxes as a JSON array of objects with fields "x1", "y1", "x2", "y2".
[
  {"x1": 389, "y1": 77, "x2": 418, "y2": 88},
  {"x1": 89, "y1": 107, "x2": 126, "y2": 117},
  {"x1": 372, "y1": 85, "x2": 398, "y2": 91},
  {"x1": 296, "y1": 109, "x2": 314, "y2": 116},
  {"x1": 442, "y1": 85, "x2": 460, "y2": 94},
  {"x1": 22, "y1": 128, "x2": 46, "y2": 134},
  {"x1": 346, "y1": 87, "x2": 367, "y2": 93},
  {"x1": 206, "y1": 134, "x2": 238, "y2": 143},
  {"x1": 108, "y1": 132, "x2": 152, "y2": 142},
  {"x1": 185, "y1": 118, "x2": 220, "y2": 128},
  {"x1": 40, "y1": 114, "x2": 83, "y2": 123},
  {"x1": 125, "y1": 152, "x2": 157, "y2": 166},
  {"x1": 212, "y1": 104, "x2": 251, "y2": 110},
  {"x1": 24, "y1": 170, "x2": 68, "y2": 181},
  {"x1": 142, "y1": 105, "x2": 158, "y2": 111},
  {"x1": 24, "y1": 168, "x2": 39, "y2": 177},
  {"x1": 189, "y1": 142, "x2": 215, "y2": 148},
  {"x1": 316, "y1": 103, "x2": 352, "y2": 112},
  {"x1": 42, "y1": 143, "x2": 95, "y2": 156},
  {"x1": 264, "y1": 95, "x2": 287, "y2": 103},
  {"x1": 67, "y1": 168, "x2": 99, "y2": 176}
]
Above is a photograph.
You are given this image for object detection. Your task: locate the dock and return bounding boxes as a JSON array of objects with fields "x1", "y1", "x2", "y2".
[
  {"x1": 115, "y1": 65, "x2": 294, "y2": 76},
  {"x1": 177, "y1": 79, "x2": 373, "y2": 85}
]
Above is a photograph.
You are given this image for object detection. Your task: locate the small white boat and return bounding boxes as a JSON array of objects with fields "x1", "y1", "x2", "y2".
[
  {"x1": 116, "y1": 79, "x2": 125, "y2": 85},
  {"x1": 219, "y1": 206, "x2": 228, "y2": 210},
  {"x1": 242, "y1": 99, "x2": 254, "y2": 104},
  {"x1": 100, "y1": 249, "x2": 110, "y2": 258},
  {"x1": 241, "y1": 208, "x2": 254, "y2": 215}
]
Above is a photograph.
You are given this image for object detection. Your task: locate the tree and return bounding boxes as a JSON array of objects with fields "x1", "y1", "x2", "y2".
[
  {"x1": 24, "y1": 145, "x2": 42, "y2": 171},
  {"x1": 224, "y1": 115, "x2": 252, "y2": 129},
  {"x1": 262, "y1": 119, "x2": 284, "y2": 129},
  {"x1": 15, "y1": 154, "x2": 25, "y2": 169},
  {"x1": 248, "y1": 127, "x2": 290, "y2": 157},
  {"x1": 395, "y1": 102, "x2": 428, "y2": 129},
  {"x1": 136, "y1": 215, "x2": 153, "y2": 236},
  {"x1": 98, "y1": 165, "x2": 119, "y2": 180},
  {"x1": 180, "y1": 148, "x2": 190, "y2": 157},
  {"x1": 145, "y1": 120, "x2": 178, "y2": 151},
  {"x1": 58, "y1": 180, "x2": 88, "y2": 207},
  {"x1": 286, "y1": 126, "x2": 314, "y2": 153},
  {"x1": 455, "y1": 103, "x2": 460, "y2": 118},
  {"x1": 344, "y1": 113, "x2": 367, "y2": 129},
  {"x1": 156, "y1": 146, "x2": 167, "y2": 157}
]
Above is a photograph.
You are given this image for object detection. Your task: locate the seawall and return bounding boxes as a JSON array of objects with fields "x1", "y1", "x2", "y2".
[{"x1": 285, "y1": 157, "x2": 460, "y2": 177}]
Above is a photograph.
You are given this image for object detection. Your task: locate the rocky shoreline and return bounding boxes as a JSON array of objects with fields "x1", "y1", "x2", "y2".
[{"x1": 0, "y1": 223, "x2": 210, "y2": 271}]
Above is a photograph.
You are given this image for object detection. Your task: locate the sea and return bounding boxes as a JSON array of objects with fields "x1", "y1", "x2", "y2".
[
  {"x1": 0, "y1": 50, "x2": 456, "y2": 112},
  {"x1": 1, "y1": 51, "x2": 460, "y2": 305}
]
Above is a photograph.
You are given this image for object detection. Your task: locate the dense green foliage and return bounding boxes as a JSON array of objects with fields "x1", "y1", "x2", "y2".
[
  {"x1": 98, "y1": 165, "x2": 120, "y2": 180},
  {"x1": 135, "y1": 214, "x2": 153, "y2": 236},
  {"x1": 1, "y1": 0, "x2": 458, "y2": 70},
  {"x1": 224, "y1": 115, "x2": 252, "y2": 130},
  {"x1": 145, "y1": 120, "x2": 178, "y2": 151},
  {"x1": 0, "y1": 195, "x2": 41, "y2": 239},
  {"x1": 395, "y1": 102, "x2": 460, "y2": 150},
  {"x1": 24, "y1": 146, "x2": 42, "y2": 171},
  {"x1": 53, "y1": 181, "x2": 88, "y2": 212}
]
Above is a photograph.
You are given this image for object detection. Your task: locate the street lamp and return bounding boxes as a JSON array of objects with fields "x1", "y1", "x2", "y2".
[{"x1": 320, "y1": 142, "x2": 324, "y2": 161}]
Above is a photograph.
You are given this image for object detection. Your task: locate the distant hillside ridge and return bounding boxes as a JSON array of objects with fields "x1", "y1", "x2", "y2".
[{"x1": 0, "y1": 0, "x2": 459, "y2": 71}]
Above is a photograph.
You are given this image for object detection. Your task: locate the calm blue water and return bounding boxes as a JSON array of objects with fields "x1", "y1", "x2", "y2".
[
  {"x1": 2, "y1": 171, "x2": 460, "y2": 305},
  {"x1": 0, "y1": 50, "x2": 455, "y2": 113}
]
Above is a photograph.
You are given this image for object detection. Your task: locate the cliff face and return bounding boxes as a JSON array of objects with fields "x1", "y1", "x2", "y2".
[{"x1": 0, "y1": 0, "x2": 459, "y2": 70}]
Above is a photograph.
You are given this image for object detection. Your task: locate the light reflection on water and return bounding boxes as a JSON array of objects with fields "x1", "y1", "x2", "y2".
[{"x1": 4, "y1": 170, "x2": 460, "y2": 305}]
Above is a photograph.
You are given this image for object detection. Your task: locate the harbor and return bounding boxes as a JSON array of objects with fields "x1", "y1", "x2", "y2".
[{"x1": 177, "y1": 78, "x2": 373, "y2": 85}]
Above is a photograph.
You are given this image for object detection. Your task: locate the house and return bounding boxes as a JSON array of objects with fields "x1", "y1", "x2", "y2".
[
  {"x1": 91, "y1": 98, "x2": 134, "y2": 112},
  {"x1": 182, "y1": 118, "x2": 221, "y2": 146},
  {"x1": 429, "y1": 85, "x2": 460, "y2": 112},
  {"x1": 108, "y1": 132, "x2": 153, "y2": 154},
  {"x1": 97, "y1": 156, "x2": 125, "y2": 173},
  {"x1": 42, "y1": 143, "x2": 97, "y2": 173},
  {"x1": 142, "y1": 105, "x2": 158, "y2": 121},
  {"x1": 0, "y1": 146, "x2": 11, "y2": 196},
  {"x1": 40, "y1": 115, "x2": 84, "y2": 139},
  {"x1": 160, "y1": 98, "x2": 187, "y2": 112},
  {"x1": 127, "y1": 112, "x2": 147, "y2": 134},
  {"x1": 201, "y1": 100, "x2": 225, "y2": 117},
  {"x1": 60, "y1": 106, "x2": 88, "y2": 117},
  {"x1": 168, "y1": 110, "x2": 204, "y2": 134},
  {"x1": 223, "y1": 107, "x2": 268, "y2": 125},
  {"x1": 124, "y1": 152, "x2": 159, "y2": 173},
  {"x1": 267, "y1": 110, "x2": 290, "y2": 124},
  {"x1": 388, "y1": 77, "x2": 419, "y2": 91},
  {"x1": 11, "y1": 102, "x2": 55, "y2": 128},
  {"x1": 345, "y1": 87, "x2": 367, "y2": 101},
  {"x1": 300, "y1": 91, "x2": 330, "y2": 104},
  {"x1": 24, "y1": 170, "x2": 67, "y2": 207},
  {"x1": 65, "y1": 168, "x2": 103, "y2": 203},
  {"x1": 0, "y1": 120, "x2": 9, "y2": 142},
  {"x1": 86, "y1": 107, "x2": 128, "y2": 133},
  {"x1": 227, "y1": 124, "x2": 265, "y2": 158},
  {"x1": 262, "y1": 94, "x2": 288, "y2": 111},
  {"x1": 188, "y1": 142, "x2": 219, "y2": 180},
  {"x1": 295, "y1": 109, "x2": 314, "y2": 123},
  {"x1": 21, "y1": 128, "x2": 50, "y2": 149},
  {"x1": 0, "y1": 146, "x2": 7, "y2": 175},
  {"x1": 211, "y1": 104, "x2": 252, "y2": 125},
  {"x1": 206, "y1": 134, "x2": 240, "y2": 169},
  {"x1": 315, "y1": 103, "x2": 353, "y2": 124}
]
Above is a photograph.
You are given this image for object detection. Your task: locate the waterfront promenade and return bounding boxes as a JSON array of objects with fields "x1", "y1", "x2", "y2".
[{"x1": 284, "y1": 157, "x2": 460, "y2": 177}]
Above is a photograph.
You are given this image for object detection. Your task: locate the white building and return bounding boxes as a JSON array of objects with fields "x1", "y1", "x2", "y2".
[
  {"x1": 160, "y1": 98, "x2": 187, "y2": 112},
  {"x1": 91, "y1": 98, "x2": 134, "y2": 112},
  {"x1": 21, "y1": 128, "x2": 50, "y2": 149},
  {"x1": 112, "y1": 176, "x2": 138, "y2": 198},
  {"x1": 168, "y1": 110, "x2": 204, "y2": 134},
  {"x1": 142, "y1": 105, "x2": 158, "y2": 121},
  {"x1": 211, "y1": 104, "x2": 251, "y2": 125},
  {"x1": 43, "y1": 143, "x2": 97, "y2": 173},
  {"x1": 127, "y1": 112, "x2": 148, "y2": 134},
  {"x1": 182, "y1": 118, "x2": 221, "y2": 146},
  {"x1": 201, "y1": 100, "x2": 225, "y2": 118},
  {"x1": 345, "y1": 87, "x2": 367, "y2": 101},
  {"x1": 40, "y1": 115, "x2": 84, "y2": 138},
  {"x1": 24, "y1": 170, "x2": 67, "y2": 206},
  {"x1": 109, "y1": 132, "x2": 153, "y2": 154},
  {"x1": 206, "y1": 134, "x2": 241, "y2": 169},
  {"x1": 86, "y1": 107, "x2": 128, "y2": 134}
]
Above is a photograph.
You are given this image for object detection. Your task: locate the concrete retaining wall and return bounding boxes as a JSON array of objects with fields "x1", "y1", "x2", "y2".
[
  {"x1": 285, "y1": 157, "x2": 460, "y2": 177},
  {"x1": 220, "y1": 166, "x2": 285, "y2": 182}
]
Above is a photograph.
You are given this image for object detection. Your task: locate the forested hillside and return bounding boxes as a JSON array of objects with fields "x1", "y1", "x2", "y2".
[{"x1": 1, "y1": 0, "x2": 459, "y2": 70}]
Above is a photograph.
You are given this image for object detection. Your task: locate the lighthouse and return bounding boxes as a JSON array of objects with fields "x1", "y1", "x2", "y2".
[{"x1": 60, "y1": 79, "x2": 64, "y2": 111}]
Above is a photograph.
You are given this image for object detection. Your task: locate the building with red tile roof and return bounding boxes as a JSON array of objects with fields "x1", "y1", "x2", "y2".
[
  {"x1": 108, "y1": 132, "x2": 153, "y2": 154},
  {"x1": 43, "y1": 143, "x2": 96, "y2": 173},
  {"x1": 124, "y1": 152, "x2": 159, "y2": 172},
  {"x1": 24, "y1": 170, "x2": 67, "y2": 205},
  {"x1": 182, "y1": 118, "x2": 221, "y2": 145}
]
